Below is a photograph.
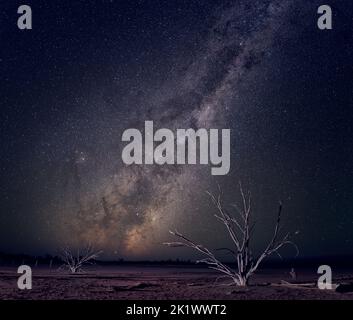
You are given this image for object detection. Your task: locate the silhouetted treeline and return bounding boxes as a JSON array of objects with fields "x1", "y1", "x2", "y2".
[
  {"x1": 2, "y1": 251, "x2": 353, "y2": 269},
  {"x1": 0, "y1": 252, "x2": 196, "y2": 267},
  {"x1": 0, "y1": 252, "x2": 61, "y2": 267}
]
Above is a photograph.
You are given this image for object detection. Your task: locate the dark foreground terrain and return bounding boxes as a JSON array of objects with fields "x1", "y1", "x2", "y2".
[{"x1": 1, "y1": 265, "x2": 353, "y2": 300}]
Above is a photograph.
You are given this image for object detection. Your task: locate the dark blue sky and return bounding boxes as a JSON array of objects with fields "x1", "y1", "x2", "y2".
[{"x1": 1, "y1": 0, "x2": 353, "y2": 260}]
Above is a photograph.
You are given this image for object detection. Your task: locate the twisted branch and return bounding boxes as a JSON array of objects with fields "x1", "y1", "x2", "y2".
[{"x1": 164, "y1": 183, "x2": 299, "y2": 286}]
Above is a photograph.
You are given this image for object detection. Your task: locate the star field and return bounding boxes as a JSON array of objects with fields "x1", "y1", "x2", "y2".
[{"x1": 1, "y1": 0, "x2": 353, "y2": 260}]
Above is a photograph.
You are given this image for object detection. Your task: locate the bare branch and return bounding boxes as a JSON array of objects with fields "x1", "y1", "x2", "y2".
[
  {"x1": 58, "y1": 244, "x2": 102, "y2": 273},
  {"x1": 165, "y1": 183, "x2": 299, "y2": 286}
]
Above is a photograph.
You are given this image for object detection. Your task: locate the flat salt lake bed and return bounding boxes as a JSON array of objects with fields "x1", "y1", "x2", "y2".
[{"x1": 1, "y1": 265, "x2": 353, "y2": 299}]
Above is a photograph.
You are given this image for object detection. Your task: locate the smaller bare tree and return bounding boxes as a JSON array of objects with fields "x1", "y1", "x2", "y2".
[
  {"x1": 164, "y1": 183, "x2": 298, "y2": 286},
  {"x1": 59, "y1": 244, "x2": 102, "y2": 274}
]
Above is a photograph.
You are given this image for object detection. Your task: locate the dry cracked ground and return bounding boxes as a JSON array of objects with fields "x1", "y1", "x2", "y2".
[{"x1": 1, "y1": 266, "x2": 353, "y2": 300}]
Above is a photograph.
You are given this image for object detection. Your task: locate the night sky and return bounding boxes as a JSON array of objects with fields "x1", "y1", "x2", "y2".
[{"x1": 1, "y1": 0, "x2": 353, "y2": 260}]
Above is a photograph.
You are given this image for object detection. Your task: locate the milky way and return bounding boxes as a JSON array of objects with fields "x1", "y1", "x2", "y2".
[
  {"x1": 51, "y1": 0, "x2": 295, "y2": 257},
  {"x1": 1, "y1": 0, "x2": 353, "y2": 260}
]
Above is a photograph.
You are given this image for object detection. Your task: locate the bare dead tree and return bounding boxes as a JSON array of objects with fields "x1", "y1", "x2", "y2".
[
  {"x1": 164, "y1": 183, "x2": 298, "y2": 286},
  {"x1": 59, "y1": 244, "x2": 102, "y2": 274}
]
